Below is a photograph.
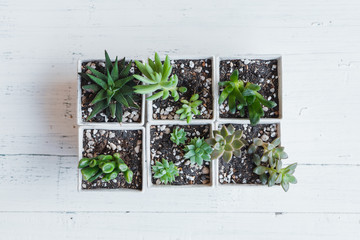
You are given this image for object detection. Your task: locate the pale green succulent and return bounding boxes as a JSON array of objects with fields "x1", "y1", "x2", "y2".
[
  {"x1": 170, "y1": 127, "x2": 187, "y2": 145},
  {"x1": 184, "y1": 137, "x2": 213, "y2": 166}
]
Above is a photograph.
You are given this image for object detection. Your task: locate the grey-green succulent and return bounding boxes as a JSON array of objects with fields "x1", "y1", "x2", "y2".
[
  {"x1": 152, "y1": 158, "x2": 179, "y2": 184},
  {"x1": 248, "y1": 137, "x2": 297, "y2": 192},
  {"x1": 175, "y1": 93, "x2": 202, "y2": 123},
  {"x1": 170, "y1": 127, "x2": 187, "y2": 145},
  {"x1": 184, "y1": 137, "x2": 213, "y2": 166},
  {"x1": 133, "y1": 53, "x2": 187, "y2": 101},
  {"x1": 205, "y1": 125, "x2": 247, "y2": 162}
]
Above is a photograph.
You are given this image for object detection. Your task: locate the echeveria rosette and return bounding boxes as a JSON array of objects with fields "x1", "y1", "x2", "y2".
[
  {"x1": 248, "y1": 137, "x2": 297, "y2": 192},
  {"x1": 152, "y1": 158, "x2": 179, "y2": 184},
  {"x1": 218, "y1": 69, "x2": 277, "y2": 125},
  {"x1": 80, "y1": 50, "x2": 139, "y2": 122},
  {"x1": 205, "y1": 124, "x2": 247, "y2": 162},
  {"x1": 176, "y1": 93, "x2": 202, "y2": 123},
  {"x1": 170, "y1": 127, "x2": 187, "y2": 145},
  {"x1": 133, "y1": 53, "x2": 187, "y2": 101},
  {"x1": 183, "y1": 137, "x2": 213, "y2": 166}
]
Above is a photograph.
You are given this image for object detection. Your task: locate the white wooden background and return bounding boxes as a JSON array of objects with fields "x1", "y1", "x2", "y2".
[{"x1": 1, "y1": 0, "x2": 360, "y2": 239}]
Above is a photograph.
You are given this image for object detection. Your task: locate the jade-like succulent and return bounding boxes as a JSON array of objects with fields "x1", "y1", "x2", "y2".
[
  {"x1": 205, "y1": 124, "x2": 247, "y2": 162},
  {"x1": 78, "y1": 153, "x2": 133, "y2": 184},
  {"x1": 152, "y1": 158, "x2": 179, "y2": 184},
  {"x1": 133, "y1": 53, "x2": 187, "y2": 101},
  {"x1": 80, "y1": 50, "x2": 139, "y2": 122},
  {"x1": 219, "y1": 69, "x2": 277, "y2": 125},
  {"x1": 248, "y1": 137, "x2": 297, "y2": 192},
  {"x1": 175, "y1": 93, "x2": 202, "y2": 123},
  {"x1": 170, "y1": 127, "x2": 187, "y2": 145},
  {"x1": 184, "y1": 137, "x2": 213, "y2": 166}
]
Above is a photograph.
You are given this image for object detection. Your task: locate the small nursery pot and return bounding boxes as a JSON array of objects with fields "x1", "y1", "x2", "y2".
[
  {"x1": 147, "y1": 56, "x2": 216, "y2": 125},
  {"x1": 77, "y1": 59, "x2": 146, "y2": 126},
  {"x1": 78, "y1": 125, "x2": 146, "y2": 192},
  {"x1": 214, "y1": 120, "x2": 281, "y2": 187},
  {"x1": 146, "y1": 121, "x2": 216, "y2": 188},
  {"x1": 216, "y1": 55, "x2": 283, "y2": 122}
]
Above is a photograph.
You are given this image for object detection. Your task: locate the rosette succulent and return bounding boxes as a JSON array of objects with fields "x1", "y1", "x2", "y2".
[
  {"x1": 176, "y1": 93, "x2": 202, "y2": 123},
  {"x1": 152, "y1": 158, "x2": 179, "y2": 184},
  {"x1": 205, "y1": 124, "x2": 247, "y2": 162},
  {"x1": 170, "y1": 127, "x2": 187, "y2": 145},
  {"x1": 184, "y1": 137, "x2": 213, "y2": 166}
]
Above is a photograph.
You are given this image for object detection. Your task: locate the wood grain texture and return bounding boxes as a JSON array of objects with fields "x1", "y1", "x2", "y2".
[{"x1": 1, "y1": 0, "x2": 360, "y2": 239}]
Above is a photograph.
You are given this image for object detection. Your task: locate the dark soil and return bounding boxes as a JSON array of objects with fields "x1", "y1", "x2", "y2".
[
  {"x1": 218, "y1": 123, "x2": 279, "y2": 184},
  {"x1": 150, "y1": 124, "x2": 211, "y2": 185},
  {"x1": 81, "y1": 128, "x2": 142, "y2": 190},
  {"x1": 80, "y1": 60, "x2": 142, "y2": 123},
  {"x1": 219, "y1": 59, "x2": 280, "y2": 119},
  {"x1": 152, "y1": 59, "x2": 213, "y2": 120}
]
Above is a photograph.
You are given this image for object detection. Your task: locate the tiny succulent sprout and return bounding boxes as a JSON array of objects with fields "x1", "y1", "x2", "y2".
[
  {"x1": 170, "y1": 127, "x2": 187, "y2": 145},
  {"x1": 80, "y1": 50, "x2": 139, "y2": 122},
  {"x1": 78, "y1": 153, "x2": 133, "y2": 184},
  {"x1": 205, "y1": 124, "x2": 247, "y2": 162},
  {"x1": 133, "y1": 53, "x2": 187, "y2": 101},
  {"x1": 184, "y1": 137, "x2": 213, "y2": 166},
  {"x1": 152, "y1": 158, "x2": 179, "y2": 184},
  {"x1": 248, "y1": 137, "x2": 297, "y2": 192},
  {"x1": 218, "y1": 69, "x2": 277, "y2": 125},
  {"x1": 176, "y1": 93, "x2": 202, "y2": 123}
]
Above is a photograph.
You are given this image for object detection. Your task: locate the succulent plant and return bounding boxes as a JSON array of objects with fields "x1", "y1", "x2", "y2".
[
  {"x1": 205, "y1": 124, "x2": 247, "y2": 162},
  {"x1": 248, "y1": 137, "x2": 297, "y2": 192},
  {"x1": 78, "y1": 153, "x2": 133, "y2": 184},
  {"x1": 80, "y1": 50, "x2": 139, "y2": 122},
  {"x1": 152, "y1": 158, "x2": 179, "y2": 184},
  {"x1": 133, "y1": 53, "x2": 187, "y2": 101},
  {"x1": 219, "y1": 69, "x2": 277, "y2": 125},
  {"x1": 184, "y1": 137, "x2": 213, "y2": 166},
  {"x1": 175, "y1": 93, "x2": 202, "y2": 123},
  {"x1": 170, "y1": 127, "x2": 187, "y2": 145}
]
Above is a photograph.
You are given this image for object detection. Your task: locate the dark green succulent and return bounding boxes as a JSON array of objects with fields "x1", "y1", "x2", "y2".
[
  {"x1": 133, "y1": 53, "x2": 187, "y2": 101},
  {"x1": 152, "y1": 158, "x2": 179, "y2": 184},
  {"x1": 170, "y1": 127, "x2": 187, "y2": 145},
  {"x1": 219, "y1": 69, "x2": 277, "y2": 125},
  {"x1": 175, "y1": 93, "x2": 202, "y2": 123},
  {"x1": 78, "y1": 153, "x2": 133, "y2": 184},
  {"x1": 205, "y1": 124, "x2": 247, "y2": 162},
  {"x1": 248, "y1": 137, "x2": 297, "y2": 192},
  {"x1": 184, "y1": 137, "x2": 213, "y2": 166},
  {"x1": 80, "y1": 50, "x2": 139, "y2": 122}
]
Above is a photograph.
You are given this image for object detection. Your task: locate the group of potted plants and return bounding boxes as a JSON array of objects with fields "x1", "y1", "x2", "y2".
[{"x1": 77, "y1": 51, "x2": 297, "y2": 192}]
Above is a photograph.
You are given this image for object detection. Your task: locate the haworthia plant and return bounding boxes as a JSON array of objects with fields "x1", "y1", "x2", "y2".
[{"x1": 152, "y1": 158, "x2": 179, "y2": 184}]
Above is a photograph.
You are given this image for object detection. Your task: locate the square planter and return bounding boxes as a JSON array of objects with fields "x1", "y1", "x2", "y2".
[
  {"x1": 146, "y1": 122, "x2": 215, "y2": 187},
  {"x1": 77, "y1": 59, "x2": 145, "y2": 126},
  {"x1": 215, "y1": 121, "x2": 280, "y2": 186},
  {"x1": 216, "y1": 55, "x2": 282, "y2": 122},
  {"x1": 147, "y1": 56, "x2": 216, "y2": 124},
  {"x1": 78, "y1": 125, "x2": 145, "y2": 191}
]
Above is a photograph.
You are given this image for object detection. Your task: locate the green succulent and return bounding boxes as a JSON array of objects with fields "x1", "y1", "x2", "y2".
[
  {"x1": 133, "y1": 53, "x2": 187, "y2": 101},
  {"x1": 175, "y1": 93, "x2": 202, "y2": 123},
  {"x1": 248, "y1": 137, "x2": 297, "y2": 192},
  {"x1": 152, "y1": 158, "x2": 179, "y2": 184},
  {"x1": 170, "y1": 127, "x2": 187, "y2": 145},
  {"x1": 78, "y1": 153, "x2": 133, "y2": 184},
  {"x1": 205, "y1": 124, "x2": 247, "y2": 162},
  {"x1": 184, "y1": 137, "x2": 213, "y2": 166},
  {"x1": 219, "y1": 69, "x2": 277, "y2": 125},
  {"x1": 80, "y1": 50, "x2": 139, "y2": 122}
]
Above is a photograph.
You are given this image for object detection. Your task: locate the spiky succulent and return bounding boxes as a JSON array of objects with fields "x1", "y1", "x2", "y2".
[
  {"x1": 184, "y1": 137, "x2": 213, "y2": 166},
  {"x1": 175, "y1": 93, "x2": 202, "y2": 123},
  {"x1": 248, "y1": 137, "x2": 297, "y2": 192},
  {"x1": 170, "y1": 127, "x2": 187, "y2": 145},
  {"x1": 78, "y1": 153, "x2": 133, "y2": 184},
  {"x1": 205, "y1": 124, "x2": 247, "y2": 162},
  {"x1": 219, "y1": 69, "x2": 277, "y2": 125},
  {"x1": 152, "y1": 158, "x2": 179, "y2": 184},
  {"x1": 133, "y1": 53, "x2": 187, "y2": 101},
  {"x1": 80, "y1": 50, "x2": 139, "y2": 122}
]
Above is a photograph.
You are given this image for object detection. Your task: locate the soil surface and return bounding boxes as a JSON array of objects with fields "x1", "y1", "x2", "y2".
[
  {"x1": 218, "y1": 123, "x2": 279, "y2": 184},
  {"x1": 150, "y1": 124, "x2": 211, "y2": 185},
  {"x1": 152, "y1": 59, "x2": 213, "y2": 121},
  {"x1": 80, "y1": 60, "x2": 142, "y2": 123},
  {"x1": 81, "y1": 129, "x2": 142, "y2": 190},
  {"x1": 219, "y1": 59, "x2": 280, "y2": 119}
]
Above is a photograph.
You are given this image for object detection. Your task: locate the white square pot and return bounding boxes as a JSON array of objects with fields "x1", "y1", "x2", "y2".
[{"x1": 78, "y1": 125, "x2": 146, "y2": 192}]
